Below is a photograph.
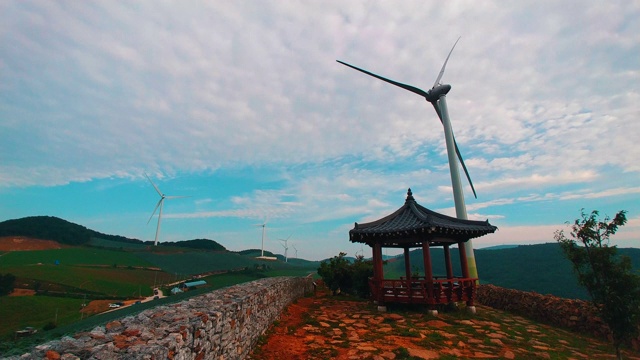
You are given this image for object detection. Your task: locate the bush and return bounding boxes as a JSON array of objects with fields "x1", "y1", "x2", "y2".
[
  {"x1": 317, "y1": 253, "x2": 373, "y2": 297},
  {"x1": 0, "y1": 273, "x2": 16, "y2": 296}
]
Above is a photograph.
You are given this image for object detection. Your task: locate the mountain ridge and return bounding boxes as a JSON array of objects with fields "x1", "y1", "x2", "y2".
[{"x1": 0, "y1": 216, "x2": 226, "y2": 251}]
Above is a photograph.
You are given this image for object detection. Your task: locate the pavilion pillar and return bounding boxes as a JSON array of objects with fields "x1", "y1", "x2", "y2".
[
  {"x1": 422, "y1": 242, "x2": 433, "y2": 282},
  {"x1": 404, "y1": 247, "x2": 411, "y2": 280},
  {"x1": 444, "y1": 244, "x2": 454, "y2": 279},
  {"x1": 422, "y1": 241, "x2": 434, "y2": 302},
  {"x1": 373, "y1": 242, "x2": 386, "y2": 310}
]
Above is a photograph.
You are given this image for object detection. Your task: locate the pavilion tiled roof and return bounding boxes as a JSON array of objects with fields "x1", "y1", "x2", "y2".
[{"x1": 349, "y1": 188, "x2": 497, "y2": 246}]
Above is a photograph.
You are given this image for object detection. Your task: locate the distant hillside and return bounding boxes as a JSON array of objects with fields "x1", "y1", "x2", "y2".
[
  {"x1": 160, "y1": 239, "x2": 226, "y2": 251},
  {"x1": 479, "y1": 245, "x2": 519, "y2": 250},
  {"x1": 0, "y1": 216, "x2": 103, "y2": 246},
  {"x1": 238, "y1": 249, "x2": 278, "y2": 257},
  {"x1": 0, "y1": 216, "x2": 226, "y2": 251},
  {"x1": 386, "y1": 242, "x2": 640, "y2": 300}
]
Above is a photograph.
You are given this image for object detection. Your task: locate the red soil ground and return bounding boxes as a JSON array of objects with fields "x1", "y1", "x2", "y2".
[
  {"x1": 0, "y1": 236, "x2": 66, "y2": 251},
  {"x1": 250, "y1": 285, "x2": 640, "y2": 360}
]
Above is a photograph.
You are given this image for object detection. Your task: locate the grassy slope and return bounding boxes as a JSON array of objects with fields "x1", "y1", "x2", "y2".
[
  {"x1": 133, "y1": 251, "x2": 258, "y2": 275},
  {"x1": 0, "y1": 247, "x2": 154, "y2": 268},
  {"x1": 0, "y1": 296, "x2": 85, "y2": 339}
]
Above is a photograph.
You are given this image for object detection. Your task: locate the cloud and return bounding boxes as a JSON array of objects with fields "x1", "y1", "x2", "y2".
[{"x1": 1, "y1": 2, "x2": 639, "y2": 260}]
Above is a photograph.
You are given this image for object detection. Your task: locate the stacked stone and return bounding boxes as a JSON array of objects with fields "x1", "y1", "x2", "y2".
[
  {"x1": 477, "y1": 284, "x2": 618, "y2": 344},
  {"x1": 7, "y1": 276, "x2": 314, "y2": 360}
]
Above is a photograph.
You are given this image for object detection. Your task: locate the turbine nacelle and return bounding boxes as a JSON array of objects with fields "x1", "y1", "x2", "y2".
[{"x1": 425, "y1": 84, "x2": 451, "y2": 103}]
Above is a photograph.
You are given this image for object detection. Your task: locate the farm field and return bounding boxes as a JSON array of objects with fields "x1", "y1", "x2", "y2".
[
  {"x1": 0, "y1": 296, "x2": 86, "y2": 339},
  {"x1": 134, "y1": 250, "x2": 259, "y2": 275},
  {"x1": 0, "y1": 238, "x2": 320, "y2": 350},
  {"x1": 0, "y1": 247, "x2": 155, "y2": 268}
]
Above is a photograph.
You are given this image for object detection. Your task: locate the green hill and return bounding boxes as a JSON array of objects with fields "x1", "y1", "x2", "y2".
[
  {"x1": 385, "y1": 242, "x2": 640, "y2": 300},
  {"x1": 0, "y1": 216, "x2": 226, "y2": 251}
]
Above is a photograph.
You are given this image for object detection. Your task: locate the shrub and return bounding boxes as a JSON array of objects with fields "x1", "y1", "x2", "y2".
[{"x1": 317, "y1": 253, "x2": 373, "y2": 297}]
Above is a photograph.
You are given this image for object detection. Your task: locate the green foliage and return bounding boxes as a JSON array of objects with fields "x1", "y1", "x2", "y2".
[
  {"x1": 318, "y1": 252, "x2": 351, "y2": 295},
  {"x1": 155, "y1": 238, "x2": 226, "y2": 251},
  {"x1": 317, "y1": 253, "x2": 373, "y2": 297},
  {"x1": 0, "y1": 273, "x2": 16, "y2": 296},
  {"x1": 555, "y1": 209, "x2": 640, "y2": 359}
]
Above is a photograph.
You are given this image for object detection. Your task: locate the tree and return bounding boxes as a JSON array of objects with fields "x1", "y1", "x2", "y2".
[
  {"x1": 318, "y1": 252, "x2": 352, "y2": 295},
  {"x1": 317, "y1": 253, "x2": 373, "y2": 297},
  {"x1": 0, "y1": 273, "x2": 16, "y2": 296},
  {"x1": 555, "y1": 209, "x2": 640, "y2": 359}
]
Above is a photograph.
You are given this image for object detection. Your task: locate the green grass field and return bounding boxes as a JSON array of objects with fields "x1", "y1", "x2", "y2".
[
  {"x1": 134, "y1": 250, "x2": 264, "y2": 275},
  {"x1": 0, "y1": 296, "x2": 85, "y2": 338},
  {"x1": 0, "y1": 247, "x2": 154, "y2": 268},
  {"x1": 88, "y1": 237, "x2": 150, "y2": 250}
]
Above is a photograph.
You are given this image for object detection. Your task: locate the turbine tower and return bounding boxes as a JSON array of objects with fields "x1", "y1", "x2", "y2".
[
  {"x1": 337, "y1": 37, "x2": 480, "y2": 280},
  {"x1": 292, "y1": 244, "x2": 298, "y2": 259},
  {"x1": 145, "y1": 173, "x2": 189, "y2": 246},
  {"x1": 254, "y1": 216, "x2": 268, "y2": 257},
  {"x1": 279, "y1": 235, "x2": 291, "y2": 262}
]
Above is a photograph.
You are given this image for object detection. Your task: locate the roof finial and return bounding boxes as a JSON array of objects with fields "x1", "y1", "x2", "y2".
[{"x1": 406, "y1": 188, "x2": 415, "y2": 202}]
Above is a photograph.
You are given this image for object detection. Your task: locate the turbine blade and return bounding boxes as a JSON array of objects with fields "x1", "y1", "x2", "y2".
[
  {"x1": 430, "y1": 102, "x2": 477, "y2": 198},
  {"x1": 337, "y1": 60, "x2": 430, "y2": 98},
  {"x1": 145, "y1": 173, "x2": 163, "y2": 197},
  {"x1": 148, "y1": 198, "x2": 163, "y2": 224},
  {"x1": 454, "y1": 139, "x2": 478, "y2": 199},
  {"x1": 433, "y1": 36, "x2": 461, "y2": 88},
  {"x1": 165, "y1": 195, "x2": 190, "y2": 199},
  {"x1": 431, "y1": 102, "x2": 444, "y2": 125}
]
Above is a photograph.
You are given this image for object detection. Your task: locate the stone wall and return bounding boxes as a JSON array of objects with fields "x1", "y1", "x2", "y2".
[
  {"x1": 8, "y1": 276, "x2": 314, "y2": 360},
  {"x1": 477, "y1": 284, "x2": 617, "y2": 342}
]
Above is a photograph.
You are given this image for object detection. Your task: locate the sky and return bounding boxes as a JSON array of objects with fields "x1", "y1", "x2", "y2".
[{"x1": 1, "y1": 1, "x2": 639, "y2": 261}]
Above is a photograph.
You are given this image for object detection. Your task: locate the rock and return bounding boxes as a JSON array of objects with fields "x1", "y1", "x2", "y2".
[
  {"x1": 426, "y1": 320, "x2": 450, "y2": 328},
  {"x1": 45, "y1": 350, "x2": 61, "y2": 360},
  {"x1": 357, "y1": 345, "x2": 378, "y2": 351},
  {"x1": 407, "y1": 348, "x2": 439, "y2": 359}
]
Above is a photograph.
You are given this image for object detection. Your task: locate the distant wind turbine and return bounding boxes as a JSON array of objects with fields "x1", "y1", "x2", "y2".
[
  {"x1": 292, "y1": 244, "x2": 298, "y2": 259},
  {"x1": 337, "y1": 37, "x2": 481, "y2": 280},
  {"x1": 253, "y1": 216, "x2": 269, "y2": 257},
  {"x1": 145, "y1": 173, "x2": 189, "y2": 246},
  {"x1": 279, "y1": 235, "x2": 291, "y2": 262}
]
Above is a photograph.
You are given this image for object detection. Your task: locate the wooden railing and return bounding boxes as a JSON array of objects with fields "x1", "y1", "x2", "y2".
[{"x1": 369, "y1": 277, "x2": 478, "y2": 305}]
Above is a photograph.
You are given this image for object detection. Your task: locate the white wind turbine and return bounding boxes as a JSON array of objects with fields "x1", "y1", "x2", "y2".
[
  {"x1": 253, "y1": 216, "x2": 269, "y2": 258},
  {"x1": 337, "y1": 37, "x2": 481, "y2": 280},
  {"x1": 279, "y1": 235, "x2": 291, "y2": 262},
  {"x1": 292, "y1": 244, "x2": 298, "y2": 259},
  {"x1": 145, "y1": 173, "x2": 189, "y2": 246}
]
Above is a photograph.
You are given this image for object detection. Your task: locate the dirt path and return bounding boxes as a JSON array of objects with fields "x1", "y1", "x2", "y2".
[{"x1": 249, "y1": 285, "x2": 640, "y2": 359}]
